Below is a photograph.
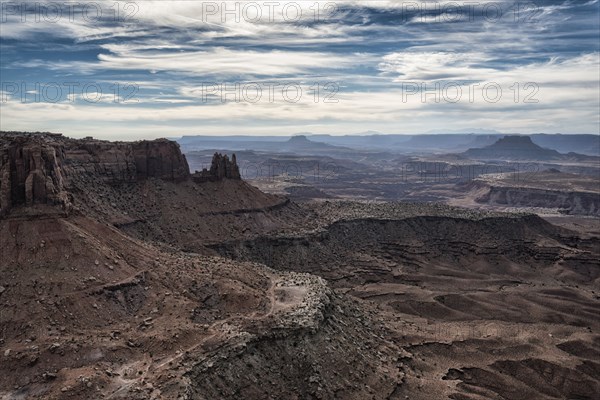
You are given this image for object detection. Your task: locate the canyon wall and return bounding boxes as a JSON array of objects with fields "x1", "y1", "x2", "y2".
[
  {"x1": 0, "y1": 133, "x2": 190, "y2": 216},
  {"x1": 0, "y1": 135, "x2": 70, "y2": 212},
  {"x1": 477, "y1": 186, "x2": 600, "y2": 216}
]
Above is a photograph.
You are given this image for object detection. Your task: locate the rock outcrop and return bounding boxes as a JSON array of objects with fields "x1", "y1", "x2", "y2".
[
  {"x1": 460, "y1": 171, "x2": 600, "y2": 216},
  {"x1": 132, "y1": 139, "x2": 190, "y2": 182},
  {"x1": 193, "y1": 152, "x2": 241, "y2": 182},
  {"x1": 0, "y1": 132, "x2": 190, "y2": 216},
  {"x1": 0, "y1": 133, "x2": 71, "y2": 214},
  {"x1": 62, "y1": 138, "x2": 189, "y2": 183}
]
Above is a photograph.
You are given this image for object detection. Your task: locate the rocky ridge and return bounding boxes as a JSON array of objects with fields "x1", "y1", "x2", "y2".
[
  {"x1": 459, "y1": 172, "x2": 600, "y2": 216},
  {"x1": 0, "y1": 132, "x2": 402, "y2": 399},
  {"x1": 477, "y1": 185, "x2": 600, "y2": 216}
]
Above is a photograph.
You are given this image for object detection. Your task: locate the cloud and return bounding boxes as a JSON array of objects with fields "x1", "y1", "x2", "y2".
[
  {"x1": 1, "y1": 0, "x2": 598, "y2": 137},
  {"x1": 94, "y1": 46, "x2": 368, "y2": 76},
  {"x1": 378, "y1": 51, "x2": 600, "y2": 85},
  {"x1": 2, "y1": 71, "x2": 598, "y2": 136}
]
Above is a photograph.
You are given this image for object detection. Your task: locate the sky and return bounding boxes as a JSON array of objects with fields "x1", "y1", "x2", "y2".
[{"x1": 1, "y1": 0, "x2": 599, "y2": 139}]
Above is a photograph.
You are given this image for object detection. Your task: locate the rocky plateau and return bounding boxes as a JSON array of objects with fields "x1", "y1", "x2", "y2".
[{"x1": 1, "y1": 132, "x2": 599, "y2": 400}]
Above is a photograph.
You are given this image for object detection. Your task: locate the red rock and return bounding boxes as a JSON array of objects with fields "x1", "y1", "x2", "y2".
[
  {"x1": 0, "y1": 132, "x2": 191, "y2": 216},
  {"x1": 192, "y1": 152, "x2": 241, "y2": 182}
]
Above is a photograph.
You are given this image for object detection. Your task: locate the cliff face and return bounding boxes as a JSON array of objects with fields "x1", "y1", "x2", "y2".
[
  {"x1": 477, "y1": 186, "x2": 600, "y2": 216},
  {"x1": 0, "y1": 132, "x2": 190, "y2": 216},
  {"x1": 62, "y1": 139, "x2": 189, "y2": 183},
  {"x1": 132, "y1": 140, "x2": 190, "y2": 181},
  {"x1": 0, "y1": 135, "x2": 71, "y2": 213}
]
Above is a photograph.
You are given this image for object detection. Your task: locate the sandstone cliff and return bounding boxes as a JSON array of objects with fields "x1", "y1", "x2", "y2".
[
  {"x1": 0, "y1": 132, "x2": 190, "y2": 216},
  {"x1": 0, "y1": 133, "x2": 71, "y2": 214},
  {"x1": 460, "y1": 171, "x2": 600, "y2": 216}
]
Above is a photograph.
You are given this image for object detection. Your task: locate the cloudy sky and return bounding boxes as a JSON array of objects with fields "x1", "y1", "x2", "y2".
[{"x1": 1, "y1": 0, "x2": 599, "y2": 139}]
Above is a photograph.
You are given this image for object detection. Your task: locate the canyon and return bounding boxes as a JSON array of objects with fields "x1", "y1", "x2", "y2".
[{"x1": 1, "y1": 132, "x2": 599, "y2": 399}]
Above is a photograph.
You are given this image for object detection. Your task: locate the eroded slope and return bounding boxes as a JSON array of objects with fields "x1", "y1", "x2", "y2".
[{"x1": 209, "y1": 201, "x2": 600, "y2": 400}]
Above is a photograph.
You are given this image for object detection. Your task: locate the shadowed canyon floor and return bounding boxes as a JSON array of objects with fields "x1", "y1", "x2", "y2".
[{"x1": 1, "y1": 133, "x2": 599, "y2": 399}]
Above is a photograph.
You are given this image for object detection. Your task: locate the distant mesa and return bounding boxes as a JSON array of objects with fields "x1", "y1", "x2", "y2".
[
  {"x1": 286, "y1": 135, "x2": 319, "y2": 147},
  {"x1": 176, "y1": 133, "x2": 600, "y2": 155},
  {"x1": 464, "y1": 135, "x2": 564, "y2": 160},
  {"x1": 192, "y1": 152, "x2": 241, "y2": 182},
  {"x1": 484, "y1": 135, "x2": 540, "y2": 149},
  {"x1": 282, "y1": 135, "x2": 350, "y2": 153},
  {"x1": 288, "y1": 135, "x2": 312, "y2": 143}
]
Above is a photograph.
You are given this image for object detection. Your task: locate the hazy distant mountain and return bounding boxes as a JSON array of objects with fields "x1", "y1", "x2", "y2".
[
  {"x1": 286, "y1": 135, "x2": 320, "y2": 146},
  {"x1": 307, "y1": 133, "x2": 600, "y2": 155},
  {"x1": 401, "y1": 134, "x2": 501, "y2": 151},
  {"x1": 463, "y1": 136, "x2": 596, "y2": 161},
  {"x1": 461, "y1": 134, "x2": 504, "y2": 149},
  {"x1": 351, "y1": 130, "x2": 386, "y2": 136},
  {"x1": 178, "y1": 134, "x2": 351, "y2": 155},
  {"x1": 424, "y1": 128, "x2": 503, "y2": 135},
  {"x1": 280, "y1": 135, "x2": 349, "y2": 153},
  {"x1": 177, "y1": 133, "x2": 600, "y2": 155},
  {"x1": 530, "y1": 134, "x2": 600, "y2": 156},
  {"x1": 309, "y1": 134, "x2": 410, "y2": 149}
]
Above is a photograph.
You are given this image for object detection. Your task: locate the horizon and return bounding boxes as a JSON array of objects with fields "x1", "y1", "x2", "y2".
[
  {"x1": 2, "y1": 130, "x2": 600, "y2": 141},
  {"x1": 0, "y1": 130, "x2": 600, "y2": 143}
]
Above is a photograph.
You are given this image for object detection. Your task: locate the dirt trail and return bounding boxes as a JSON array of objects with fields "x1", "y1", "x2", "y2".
[{"x1": 104, "y1": 272, "x2": 317, "y2": 398}]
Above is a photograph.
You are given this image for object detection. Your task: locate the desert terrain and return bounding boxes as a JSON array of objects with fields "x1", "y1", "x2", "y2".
[{"x1": 1, "y1": 132, "x2": 599, "y2": 399}]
